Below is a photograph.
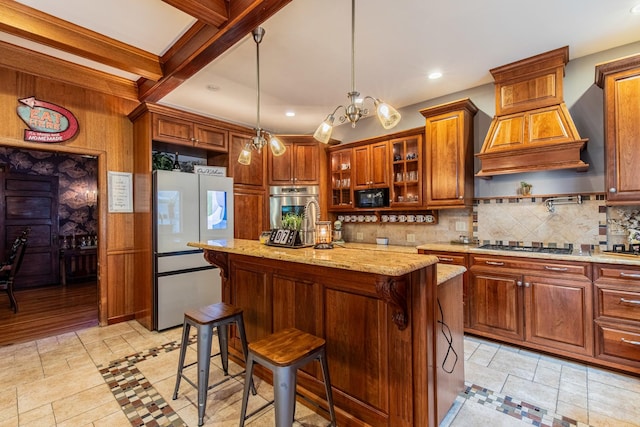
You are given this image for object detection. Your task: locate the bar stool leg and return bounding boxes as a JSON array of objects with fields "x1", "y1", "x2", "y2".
[
  {"x1": 172, "y1": 321, "x2": 191, "y2": 400},
  {"x1": 196, "y1": 324, "x2": 213, "y2": 426},
  {"x1": 217, "y1": 323, "x2": 229, "y2": 375},
  {"x1": 236, "y1": 316, "x2": 257, "y2": 395},
  {"x1": 273, "y1": 366, "x2": 297, "y2": 427},
  {"x1": 319, "y1": 349, "x2": 337, "y2": 427},
  {"x1": 239, "y1": 353, "x2": 256, "y2": 427}
]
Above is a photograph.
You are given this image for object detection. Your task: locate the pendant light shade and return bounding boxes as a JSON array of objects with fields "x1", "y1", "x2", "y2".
[
  {"x1": 313, "y1": 0, "x2": 400, "y2": 143},
  {"x1": 237, "y1": 27, "x2": 286, "y2": 165}
]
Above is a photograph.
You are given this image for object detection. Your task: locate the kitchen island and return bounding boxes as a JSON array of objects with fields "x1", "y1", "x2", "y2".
[{"x1": 188, "y1": 239, "x2": 465, "y2": 427}]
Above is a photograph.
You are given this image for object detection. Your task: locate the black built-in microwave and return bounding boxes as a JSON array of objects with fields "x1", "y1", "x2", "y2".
[{"x1": 354, "y1": 188, "x2": 390, "y2": 208}]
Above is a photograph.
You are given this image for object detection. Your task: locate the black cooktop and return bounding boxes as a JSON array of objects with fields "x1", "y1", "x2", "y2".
[
  {"x1": 605, "y1": 243, "x2": 640, "y2": 255},
  {"x1": 478, "y1": 244, "x2": 573, "y2": 255}
]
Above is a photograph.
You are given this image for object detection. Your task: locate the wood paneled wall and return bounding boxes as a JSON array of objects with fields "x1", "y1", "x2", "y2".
[{"x1": 0, "y1": 65, "x2": 140, "y2": 326}]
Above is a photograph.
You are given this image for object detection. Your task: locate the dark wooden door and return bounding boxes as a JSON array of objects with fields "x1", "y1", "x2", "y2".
[{"x1": 0, "y1": 173, "x2": 59, "y2": 288}]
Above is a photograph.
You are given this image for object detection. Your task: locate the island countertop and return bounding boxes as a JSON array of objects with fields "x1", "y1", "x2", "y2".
[{"x1": 188, "y1": 239, "x2": 439, "y2": 277}]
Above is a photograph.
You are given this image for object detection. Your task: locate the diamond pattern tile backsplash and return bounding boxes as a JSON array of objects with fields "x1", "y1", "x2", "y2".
[{"x1": 476, "y1": 196, "x2": 605, "y2": 249}]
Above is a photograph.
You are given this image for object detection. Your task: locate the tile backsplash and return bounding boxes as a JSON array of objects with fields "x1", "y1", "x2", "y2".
[
  {"x1": 475, "y1": 196, "x2": 605, "y2": 249},
  {"x1": 338, "y1": 194, "x2": 640, "y2": 251}
]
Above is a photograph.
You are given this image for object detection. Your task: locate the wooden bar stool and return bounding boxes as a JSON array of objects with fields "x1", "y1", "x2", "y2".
[
  {"x1": 172, "y1": 302, "x2": 256, "y2": 426},
  {"x1": 239, "y1": 328, "x2": 336, "y2": 427}
]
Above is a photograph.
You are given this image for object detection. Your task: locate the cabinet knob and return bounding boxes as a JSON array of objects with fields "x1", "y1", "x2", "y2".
[
  {"x1": 524, "y1": 282, "x2": 530, "y2": 288},
  {"x1": 517, "y1": 281, "x2": 522, "y2": 287},
  {"x1": 609, "y1": 187, "x2": 617, "y2": 193},
  {"x1": 458, "y1": 196, "x2": 464, "y2": 199}
]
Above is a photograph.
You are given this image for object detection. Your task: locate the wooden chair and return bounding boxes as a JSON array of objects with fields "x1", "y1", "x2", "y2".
[{"x1": 0, "y1": 239, "x2": 27, "y2": 313}]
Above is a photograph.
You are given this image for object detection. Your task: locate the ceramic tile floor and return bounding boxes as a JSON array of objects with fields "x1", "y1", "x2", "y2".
[{"x1": 0, "y1": 321, "x2": 638, "y2": 426}]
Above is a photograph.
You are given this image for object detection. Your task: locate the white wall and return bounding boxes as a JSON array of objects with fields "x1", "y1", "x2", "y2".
[{"x1": 331, "y1": 41, "x2": 640, "y2": 198}]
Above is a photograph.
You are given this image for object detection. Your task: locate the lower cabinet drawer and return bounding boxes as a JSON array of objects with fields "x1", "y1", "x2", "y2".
[
  {"x1": 596, "y1": 323, "x2": 640, "y2": 364},
  {"x1": 598, "y1": 288, "x2": 640, "y2": 322}
]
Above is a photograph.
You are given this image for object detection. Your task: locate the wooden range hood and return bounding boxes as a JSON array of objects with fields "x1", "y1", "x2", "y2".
[{"x1": 475, "y1": 46, "x2": 589, "y2": 178}]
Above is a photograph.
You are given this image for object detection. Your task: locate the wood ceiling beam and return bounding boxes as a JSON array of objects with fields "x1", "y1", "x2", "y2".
[
  {"x1": 0, "y1": 41, "x2": 139, "y2": 101},
  {"x1": 0, "y1": 0, "x2": 163, "y2": 81},
  {"x1": 161, "y1": 0, "x2": 229, "y2": 27},
  {"x1": 138, "y1": 0, "x2": 294, "y2": 103}
]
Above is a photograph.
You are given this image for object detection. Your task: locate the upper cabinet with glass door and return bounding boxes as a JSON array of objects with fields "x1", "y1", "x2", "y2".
[
  {"x1": 390, "y1": 134, "x2": 423, "y2": 207},
  {"x1": 328, "y1": 148, "x2": 353, "y2": 209}
]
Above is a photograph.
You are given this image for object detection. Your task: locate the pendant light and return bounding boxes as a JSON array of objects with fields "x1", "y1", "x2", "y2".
[
  {"x1": 238, "y1": 27, "x2": 286, "y2": 165},
  {"x1": 313, "y1": 0, "x2": 401, "y2": 144}
]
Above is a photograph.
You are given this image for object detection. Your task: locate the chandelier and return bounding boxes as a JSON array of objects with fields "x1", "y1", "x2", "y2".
[
  {"x1": 313, "y1": 0, "x2": 401, "y2": 144},
  {"x1": 238, "y1": 27, "x2": 286, "y2": 165}
]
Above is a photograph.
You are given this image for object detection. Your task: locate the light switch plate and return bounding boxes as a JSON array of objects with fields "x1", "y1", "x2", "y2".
[
  {"x1": 356, "y1": 232, "x2": 364, "y2": 240},
  {"x1": 407, "y1": 234, "x2": 416, "y2": 243}
]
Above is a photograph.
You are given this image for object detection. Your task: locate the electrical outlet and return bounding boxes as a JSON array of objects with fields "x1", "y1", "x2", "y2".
[
  {"x1": 407, "y1": 234, "x2": 416, "y2": 243},
  {"x1": 455, "y1": 221, "x2": 468, "y2": 232},
  {"x1": 356, "y1": 232, "x2": 364, "y2": 241}
]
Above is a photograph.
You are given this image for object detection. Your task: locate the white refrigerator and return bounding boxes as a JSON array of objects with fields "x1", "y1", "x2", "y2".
[{"x1": 153, "y1": 170, "x2": 234, "y2": 330}]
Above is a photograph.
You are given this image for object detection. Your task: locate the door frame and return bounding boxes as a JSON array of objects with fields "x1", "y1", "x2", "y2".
[{"x1": 0, "y1": 137, "x2": 106, "y2": 324}]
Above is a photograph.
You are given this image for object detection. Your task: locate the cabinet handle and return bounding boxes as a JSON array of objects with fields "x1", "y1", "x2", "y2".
[
  {"x1": 620, "y1": 272, "x2": 640, "y2": 279},
  {"x1": 438, "y1": 257, "x2": 454, "y2": 262},
  {"x1": 524, "y1": 282, "x2": 530, "y2": 287},
  {"x1": 544, "y1": 266, "x2": 568, "y2": 272},
  {"x1": 517, "y1": 281, "x2": 522, "y2": 287},
  {"x1": 458, "y1": 195, "x2": 463, "y2": 199},
  {"x1": 620, "y1": 298, "x2": 640, "y2": 305},
  {"x1": 621, "y1": 338, "x2": 640, "y2": 346},
  {"x1": 485, "y1": 261, "x2": 504, "y2": 266},
  {"x1": 609, "y1": 187, "x2": 617, "y2": 193}
]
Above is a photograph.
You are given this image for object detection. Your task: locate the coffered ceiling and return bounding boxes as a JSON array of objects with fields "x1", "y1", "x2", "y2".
[{"x1": 1, "y1": 0, "x2": 640, "y2": 136}]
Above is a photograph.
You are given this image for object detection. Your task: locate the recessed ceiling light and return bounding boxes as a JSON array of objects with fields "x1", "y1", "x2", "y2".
[
  {"x1": 428, "y1": 72, "x2": 442, "y2": 80},
  {"x1": 285, "y1": 111, "x2": 295, "y2": 117},
  {"x1": 631, "y1": 4, "x2": 640, "y2": 14},
  {"x1": 206, "y1": 84, "x2": 220, "y2": 91}
]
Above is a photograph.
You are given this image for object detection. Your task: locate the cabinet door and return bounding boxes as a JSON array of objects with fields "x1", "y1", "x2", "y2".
[
  {"x1": 524, "y1": 275, "x2": 593, "y2": 355},
  {"x1": 194, "y1": 123, "x2": 228, "y2": 152},
  {"x1": 269, "y1": 139, "x2": 295, "y2": 185},
  {"x1": 604, "y1": 70, "x2": 640, "y2": 203},
  {"x1": 369, "y1": 141, "x2": 389, "y2": 187},
  {"x1": 229, "y1": 260, "x2": 273, "y2": 345},
  {"x1": 229, "y1": 132, "x2": 266, "y2": 188},
  {"x1": 233, "y1": 188, "x2": 268, "y2": 240},
  {"x1": 152, "y1": 114, "x2": 194, "y2": 145},
  {"x1": 352, "y1": 145, "x2": 371, "y2": 189},
  {"x1": 470, "y1": 270, "x2": 523, "y2": 340},
  {"x1": 423, "y1": 251, "x2": 470, "y2": 328},
  {"x1": 293, "y1": 143, "x2": 319, "y2": 184},
  {"x1": 390, "y1": 134, "x2": 422, "y2": 206},
  {"x1": 328, "y1": 149, "x2": 353, "y2": 209},
  {"x1": 352, "y1": 142, "x2": 389, "y2": 189},
  {"x1": 422, "y1": 99, "x2": 476, "y2": 209}
]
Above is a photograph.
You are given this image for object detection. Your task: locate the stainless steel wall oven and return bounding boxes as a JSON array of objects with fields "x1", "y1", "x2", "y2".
[{"x1": 269, "y1": 185, "x2": 319, "y2": 243}]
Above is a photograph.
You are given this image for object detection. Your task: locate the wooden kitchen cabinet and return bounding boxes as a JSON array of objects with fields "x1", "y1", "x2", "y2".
[
  {"x1": 420, "y1": 250, "x2": 470, "y2": 328},
  {"x1": 328, "y1": 148, "x2": 353, "y2": 209},
  {"x1": 421, "y1": 99, "x2": 477, "y2": 209},
  {"x1": 469, "y1": 254, "x2": 593, "y2": 356},
  {"x1": 595, "y1": 54, "x2": 640, "y2": 205},
  {"x1": 227, "y1": 132, "x2": 267, "y2": 188},
  {"x1": 153, "y1": 113, "x2": 228, "y2": 152},
  {"x1": 391, "y1": 134, "x2": 422, "y2": 206},
  {"x1": 268, "y1": 136, "x2": 320, "y2": 185},
  {"x1": 593, "y1": 263, "x2": 640, "y2": 371},
  {"x1": 352, "y1": 140, "x2": 389, "y2": 189}
]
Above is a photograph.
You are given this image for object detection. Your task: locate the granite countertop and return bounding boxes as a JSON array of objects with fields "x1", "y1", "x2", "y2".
[
  {"x1": 416, "y1": 242, "x2": 640, "y2": 267},
  {"x1": 188, "y1": 239, "x2": 441, "y2": 277}
]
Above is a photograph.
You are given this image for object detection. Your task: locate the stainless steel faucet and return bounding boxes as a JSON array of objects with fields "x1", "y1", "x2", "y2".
[{"x1": 303, "y1": 198, "x2": 320, "y2": 245}]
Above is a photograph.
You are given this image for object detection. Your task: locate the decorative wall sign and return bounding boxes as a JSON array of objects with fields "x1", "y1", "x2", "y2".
[
  {"x1": 194, "y1": 165, "x2": 227, "y2": 177},
  {"x1": 16, "y1": 96, "x2": 79, "y2": 143}
]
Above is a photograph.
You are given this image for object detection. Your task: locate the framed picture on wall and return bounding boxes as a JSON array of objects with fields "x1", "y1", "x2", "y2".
[{"x1": 108, "y1": 171, "x2": 133, "y2": 213}]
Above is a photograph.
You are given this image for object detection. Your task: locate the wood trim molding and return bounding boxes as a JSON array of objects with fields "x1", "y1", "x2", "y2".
[
  {"x1": 138, "y1": 0, "x2": 293, "y2": 102},
  {"x1": 162, "y1": 0, "x2": 229, "y2": 27},
  {"x1": 0, "y1": 41, "x2": 139, "y2": 101},
  {"x1": 0, "y1": 0, "x2": 162, "y2": 81}
]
